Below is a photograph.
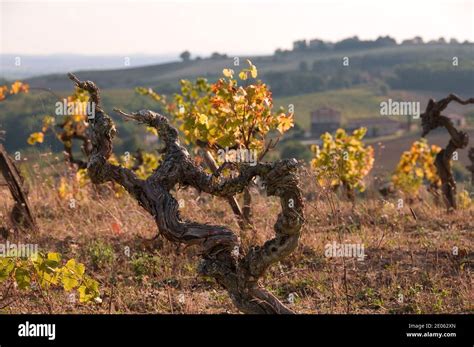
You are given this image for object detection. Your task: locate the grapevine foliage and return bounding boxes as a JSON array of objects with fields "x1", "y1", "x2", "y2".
[
  {"x1": 0, "y1": 251, "x2": 100, "y2": 303},
  {"x1": 56, "y1": 151, "x2": 161, "y2": 201},
  {"x1": 458, "y1": 189, "x2": 473, "y2": 209},
  {"x1": 391, "y1": 139, "x2": 441, "y2": 197},
  {"x1": 27, "y1": 87, "x2": 89, "y2": 146},
  {"x1": 311, "y1": 127, "x2": 374, "y2": 195},
  {"x1": 0, "y1": 81, "x2": 29, "y2": 102},
  {"x1": 27, "y1": 88, "x2": 160, "y2": 199},
  {"x1": 136, "y1": 60, "x2": 294, "y2": 156}
]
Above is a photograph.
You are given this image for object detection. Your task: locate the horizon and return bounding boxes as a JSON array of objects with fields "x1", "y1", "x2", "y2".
[
  {"x1": 1, "y1": 32, "x2": 472, "y2": 58},
  {"x1": 1, "y1": 0, "x2": 473, "y2": 56}
]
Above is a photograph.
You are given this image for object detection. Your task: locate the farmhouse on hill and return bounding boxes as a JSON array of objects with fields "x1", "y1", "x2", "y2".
[
  {"x1": 310, "y1": 107, "x2": 402, "y2": 138},
  {"x1": 310, "y1": 107, "x2": 342, "y2": 138}
]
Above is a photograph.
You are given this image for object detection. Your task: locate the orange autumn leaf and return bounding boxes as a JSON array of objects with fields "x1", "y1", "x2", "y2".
[
  {"x1": 10, "y1": 81, "x2": 29, "y2": 95},
  {"x1": 111, "y1": 222, "x2": 122, "y2": 235},
  {"x1": 0, "y1": 86, "x2": 8, "y2": 100}
]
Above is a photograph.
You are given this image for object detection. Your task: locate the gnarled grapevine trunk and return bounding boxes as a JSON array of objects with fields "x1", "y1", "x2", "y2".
[
  {"x1": 68, "y1": 73, "x2": 304, "y2": 314},
  {"x1": 420, "y1": 94, "x2": 474, "y2": 210},
  {"x1": 0, "y1": 144, "x2": 37, "y2": 231},
  {"x1": 468, "y1": 147, "x2": 474, "y2": 185}
]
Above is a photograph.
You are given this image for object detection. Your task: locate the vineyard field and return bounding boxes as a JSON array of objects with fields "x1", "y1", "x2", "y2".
[{"x1": 1, "y1": 164, "x2": 472, "y2": 314}]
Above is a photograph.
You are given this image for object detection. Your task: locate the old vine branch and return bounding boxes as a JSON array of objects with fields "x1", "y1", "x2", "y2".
[
  {"x1": 68, "y1": 73, "x2": 305, "y2": 314},
  {"x1": 421, "y1": 93, "x2": 473, "y2": 210}
]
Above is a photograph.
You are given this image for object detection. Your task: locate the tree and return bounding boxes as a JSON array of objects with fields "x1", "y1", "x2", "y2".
[
  {"x1": 334, "y1": 36, "x2": 362, "y2": 50},
  {"x1": 292, "y1": 40, "x2": 307, "y2": 51},
  {"x1": 210, "y1": 52, "x2": 227, "y2": 59},
  {"x1": 179, "y1": 50, "x2": 191, "y2": 62},
  {"x1": 68, "y1": 72, "x2": 304, "y2": 314},
  {"x1": 374, "y1": 35, "x2": 397, "y2": 47}
]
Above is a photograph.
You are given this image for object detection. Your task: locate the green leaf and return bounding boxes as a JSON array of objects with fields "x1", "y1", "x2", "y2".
[
  {"x1": 37, "y1": 271, "x2": 59, "y2": 288},
  {"x1": 78, "y1": 278, "x2": 100, "y2": 303},
  {"x1": 67, "y1": 259, "x2": 85, "y2": 276},
  {"x1": 62, "y1": 275, "x2": 78, "y2": 291},
  {"x1": 0, "y1": 258, "x2": 15, "y2": 282},
  {"x1": 47, "y1": 252, "x2": 61, "y2": 263},
  {"x1": 15, "y1": 268, "x2": 31, "y2": 289},
  {"x1": 45, "y1": 252, "x2": 62, "y2": 269},
  {"x1": 61, "y1": 259, "x2": 85, "y2": 291}
]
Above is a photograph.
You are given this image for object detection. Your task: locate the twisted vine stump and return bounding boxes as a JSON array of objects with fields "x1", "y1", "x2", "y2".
[
  {"x1": 68, "y1": 73, "x2": 304, "y2": 314},
  {"x1": 0, "y1": 144, "x2": 37, "y2": 231},
  {"x1": 468, "y1": 148, "x2": 474, "y2": 185},
  {"x1": 420, "y1": 94, "x2": 474, "y2": 210}
]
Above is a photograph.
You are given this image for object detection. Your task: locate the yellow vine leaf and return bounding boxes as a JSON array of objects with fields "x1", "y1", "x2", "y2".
[
  {"x1": 223, "y1": 69, "x2": 234, "y2": 78},
  {"x1": 239, "y1": 71, "x2": 248, "y2": 80},
  {"x1": 27, "y1": 132, "x2": 44, "y2": 145},
  {"x1": 277, "y1": 114, "x2": 294, "y2": 134},
  {"x1": 146, "y1": 127, "x2": 158, "y2": 136}
]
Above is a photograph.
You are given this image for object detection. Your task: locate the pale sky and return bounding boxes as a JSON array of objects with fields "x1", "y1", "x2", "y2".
[{"x1": 1, "y1": 0, "x2": 473, "y2": 56}]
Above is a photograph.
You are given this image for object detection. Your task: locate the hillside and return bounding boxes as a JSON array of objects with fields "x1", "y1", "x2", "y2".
[
  {"x1": 24, "y1": 44, "x2": 474, "y2": 95},
  {"x1": 2, "y1": 85, "x2": 474, "y2": 170},
  {"x1": 1, "y1": 41, "x2": 474, "y2": 177},
  {"x1": 276, "y1": 88, "x2": 474, "y2": 129}
]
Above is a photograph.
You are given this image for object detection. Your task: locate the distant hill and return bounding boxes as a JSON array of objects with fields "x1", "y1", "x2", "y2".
[
  {"x1": 275, "y1": 88, "x2": 474, "y2": 129},
  {"x1": 2, "y1": 39, "x2": 474, "y2": 161},
  {"x1": 21, "y1": 44, "x2": 474, "y2": 96},
  {"x1": 0, "y1": 54, "x2": 178, "y2": 80}
]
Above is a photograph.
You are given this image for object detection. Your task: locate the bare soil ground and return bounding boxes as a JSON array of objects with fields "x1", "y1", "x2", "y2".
[{"x1": 0, "y1": 163, "x2": 472, "y2": 314}]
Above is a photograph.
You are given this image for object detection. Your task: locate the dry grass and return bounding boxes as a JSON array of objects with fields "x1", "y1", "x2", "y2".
[{"x1": 0, "y1": 160, "x2": 472, "y2": 314}]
